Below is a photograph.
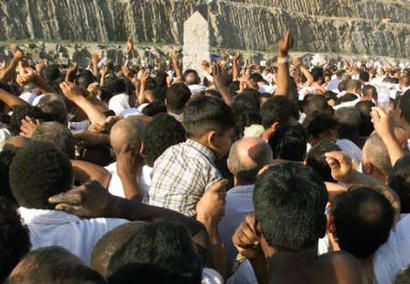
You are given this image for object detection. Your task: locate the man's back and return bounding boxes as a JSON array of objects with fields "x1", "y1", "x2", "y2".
[
  {"x1": 19, "y1": 207, "x2": 127, "y2": 265},
  {"x1": 148, "y1": 139, "x2": 222, "y2": 216}
]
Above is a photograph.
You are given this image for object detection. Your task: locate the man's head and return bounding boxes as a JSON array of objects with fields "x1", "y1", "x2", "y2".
[
  {"x1": 32, "y1": 122, "x2": 75, "y2": 158},
  {"x1": 355, "y1": 100, "x2": 375, "y2": 137},
  {"x1": 183, "y1": 69, "x2": 200, "y2": 85},
  {"x1": 92, "y1": 222, "x2": 146, "y2": 277},
  {"x1": 332, "y1": 187, "x2": 394, "y2": 259},
  {"x1": 362, "y1": 133, "x2": 393, "y2": 184},
  {"x1": 142, "y1": 113, "x2": 186, "y2": 167},
  {"x1": 75, "y1": 70, "x2": 97, "y2": 90},
  {"x1": 306, "y1": 141, "x2": 341, "y2": 182},
  {"x1": 9, "y1": 105, "x2": 44, "y2": 135},
  {"x1": 166, "y1": 83, "x2": 191, "y2": 113},
  {"x1": 302, "y1": 95, "x2": 334, "y2": 118},
  {"x1": 0, "y1": 197, "x2": 30, "y2": 283},
  {"x1": 389, "y1": 155, "x2": 410, "y2": 213},
  {"x1": 334, "y1": 107, "x2": 361, "y2": 142},
  {"x1": 183, "y1": 96, "x2": 235, "y2": 159},
  {"x1": 9, "y1": 142, "x2": 73, "y2": 209},
  {"x1": 397, "y1": 89, "x2": 410, "y2": 129},
  {"x1": 303, "y1": 113, "x2": 338, "y2": 147},
  {"x1": 7, "y1": 247, "x2": 106, "y2": 284},
  {"x1": 110, "y1": 118, "x2": 145, "y2": 156},
  {"x1": 362, "y1": 84, "x2": 378, "y2": 102},
  {"x1": 227, "y1": 137, "x2": 273, "y2": 184},
  {"x1": 254, "y1": 163, "x2": 327, "y2": 251},
  {"x1": 268, "y1": 123, "x2": 307, "y2": 162},
  {"x1": 345, "y1": 80, "x2": 362, "y2": 95},
  {"x1": 230, "y1": 102, "x2": 261, "y2": 138},
  {"x1": 359, "y1": 70, "x2": 369, "y2": 83},
  {"x1": 107, "y1": 221, "x2": 202, "y2": 284},
  {"x1": 38, "y1": 99, "x2": 68, "y2": 125}
]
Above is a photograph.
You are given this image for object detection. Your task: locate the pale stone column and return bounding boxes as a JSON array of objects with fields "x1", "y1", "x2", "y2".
[{"x1": 183, "y1": 11, "x2": 211, "y2": 79}]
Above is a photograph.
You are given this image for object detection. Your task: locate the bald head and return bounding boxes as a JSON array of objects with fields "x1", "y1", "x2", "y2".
[
  {"x1": 110, "y1": 118, "x2": 144, "y2": 155},
  {"x1": 228, "y1": 137, "x2": 273, "y2": 182},
  {"x1": 91, "y1": 222, "x2": 145, "y2": 277}
]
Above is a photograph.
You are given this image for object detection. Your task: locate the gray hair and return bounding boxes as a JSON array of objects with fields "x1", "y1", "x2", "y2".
[{"x1": 365, "y1": 133, "x2": 393, "y2": 176}]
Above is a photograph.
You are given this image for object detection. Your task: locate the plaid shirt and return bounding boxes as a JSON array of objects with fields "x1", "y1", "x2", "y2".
[{"x1": 147, "y1": 139, "x2": 222, "y2": 217}]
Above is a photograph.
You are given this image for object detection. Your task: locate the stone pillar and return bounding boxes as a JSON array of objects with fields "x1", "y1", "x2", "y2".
[{"x1": 183, "y1": 11, "x2": 210, "y2": 79}]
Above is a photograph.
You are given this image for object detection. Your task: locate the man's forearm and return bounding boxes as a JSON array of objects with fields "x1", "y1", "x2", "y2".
[
  {"x1": 381, "y1": 133, "x2": 404, "y2": 167},
  {"x1": 0, "y1": 89, "x2": 27, "y2": 107},
  {"x1": 118, "y1": 175, "x2": 144, "y2": 201},
  {"x1": 71, "y1": 160, "x2": 111, "y2": 188},
  {"x1": 275, "y1": 61, "x2": 289, "y2": 96},
  {"x1": 0, "y1": 58, "x2": 19, "y2": 82}
]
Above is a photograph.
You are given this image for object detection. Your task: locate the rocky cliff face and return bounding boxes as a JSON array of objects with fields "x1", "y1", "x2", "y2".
[{"x1": 0, "y1": 0, "x2": 409, "y2": 58}]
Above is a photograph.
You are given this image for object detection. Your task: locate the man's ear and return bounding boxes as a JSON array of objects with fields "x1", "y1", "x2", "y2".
[
  {"x1": 140, "y1": 143, "x2": 144, "y2": 156},
  {"x1": 255, "y1": 217, "x2": 262, "y2": 240},
  {"x1": 262, "y1": 122, "x2": 279, "y2": 141},
  {"x1": 207, "y1": 131, "x2": 218, "y2": 149},
  {"x1": 362, "y1": 161, "x2": 373, "y2": 175},
  {"x1": 308, "y1": 135, "x2": 318, "y2": 147}
]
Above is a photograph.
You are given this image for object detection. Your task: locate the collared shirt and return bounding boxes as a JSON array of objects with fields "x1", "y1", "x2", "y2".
[
  {"x1": 19, "y1": 207, "x2": 127, "y2": 264},
  {"x1": 218, "y1": 185, "x2": 255, "y2": 266},
  {"x1": 148, "y1": 139, "x2": 222, "y2": 217}
]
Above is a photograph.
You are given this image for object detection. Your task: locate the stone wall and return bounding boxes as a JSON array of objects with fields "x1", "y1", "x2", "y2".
[{"x1": 0, "y1": 0, "x2": 409, "y2": 58}]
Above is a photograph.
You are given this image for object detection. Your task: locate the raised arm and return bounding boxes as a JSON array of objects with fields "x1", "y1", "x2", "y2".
[
  {"x1": 232, "y1": 51, "x2": 241, "y2": 81},
  {"x1": 0, "y1": 46, "x2": 23, "y2": 82},
  {"x1": 60, "y1": 82, "x2": 106, "y2": 126},
  {"x1": 213, "y1": 64, "x2": 233, "y2": 105},
  {"x1": 275, "y1": 31, "x2": 292, "y2": 97},
  {"x1": 116, "y1": 148, "x2": 145, "y2": 201},
  {"x1": 371, "y1": 107, "x2": 404, "y2": 166},
  {"x1": 71, "y1": 159, "x2": 111, "y2": 188},
  {"x1": 0, "y1": 86, "x2": 27, "y2": 108}
]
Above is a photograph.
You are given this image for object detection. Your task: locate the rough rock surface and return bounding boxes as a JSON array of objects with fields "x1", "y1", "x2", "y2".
[{"x1": 0, "y1": 0, "x2": 409, "y2": 58}]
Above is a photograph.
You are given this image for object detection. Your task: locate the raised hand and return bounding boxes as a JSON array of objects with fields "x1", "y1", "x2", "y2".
[
  {"x1": 12, "y1": 45, "x2": 24, "y2": 61},
  {"x1": 233, "y1": 51, "x2": 240, "y2": 62},
  {"x1": 59, "y1": 81, "x2": 88, "y2": 101},
  {"x1": 371, "y1": 107, "x2": 394, "y2": 137},
  {"x1": 126, "y1": 36, "x2": 134, "y2": 54},
  {"x1": 325, "y1": 151, "x2": 353, "y2": 183},
  {"x1": 232, "y1": 214, "x2": 261, "y2": 259},
  {"x1": 277, "y1": 30, "x2": 292, "y2": 58},
  {"x1": 16, "y1": 68, "x2": 37, "y2": 86},
  {"x1": 212, "y1": 64, "x2": 229, "y2": 92},
  {"x1": 20, "y1": 116, "x2": 40, "y2": 138},
  {"x1": 117, "y1": 147, "x2": 144, "y2": 180}
]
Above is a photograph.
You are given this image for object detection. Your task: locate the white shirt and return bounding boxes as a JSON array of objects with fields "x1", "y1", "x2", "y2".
[
  {"x1": 105, "y1": 162, "x2": 152, "y2": 200},
  {"x1": 336, "y1": 139, "x2": 362, "y2": 166},
  {"x1": 108, "y1": 93, "x2": 130, "y2": 115},
  {"x1": 19, "y1": 207, "x2": 127, "y2": 264},
  {"x1": 218, "y1": 185, "x2": 254, "y2": 265}
]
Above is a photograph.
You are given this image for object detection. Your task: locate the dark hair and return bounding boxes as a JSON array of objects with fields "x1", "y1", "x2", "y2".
[
  {"x1": 7, "y1": 247, "x2": 106, "y2": 284},
  {"x1": 355, "y1": 100, "x2": 375, "y2": 137},
  {"x1": 142, "y1": 114, "x2": 186, "y2": 167},
  {"x1": 166, "y1": 83, "x2": 191, "y2": 111},
  {"x1": 183, "y1": 96, "x2": 234, "y2": 138},
  {"x1": 268, "y1": 124, "x2": 307, "y2": 162},
  {"x1": 38, "y1": 99, "x2": 68, "y2": 124},
  {"x1": 362, "y1": 84, "x2": 377, "y2": 100},
  {"x1": 254, "y1": 163, "x2": 327, "y2": 249},
  {"x1": 340, "y1": 93, "x2": 358, "y2": 103},
  {"x1": 311, "y1": 67, "x2": 324, "y2": 82},
  {"x1": 0, "y1": 150, "x2": 18, "y2": 203},
  {"x1": 142, "y1": 101, "x2": 167, "y2": 117},
  {"x1": 389, "y1": 155, "x2": 410, "y2": 213},
  {"x1": 303, "y1": 113, "x2": 337, "y2": 140},
  {"x1": 398, "y1": 90, "x2": 410, "y2": 124},
  {"x1": 75, "y1": 70, "x2": 97, "y2": 89},
  {"x1": 104, "y1": 77, "x2": 128, "y2": 95},
  {"x1": 152, "y1": 87, "x2": 167, "y2": 103},
  {"x1": 359, "y1": 70, "x2": 370, "y2": 82},
  {"x1": 306, "y1": 141, "x2": 341, "y2": 182},
  {"x1": 334, "y1": 107, "x2": 361, "y2": 141},
  {"x1": 107, "y1": 221, "x2": 202, "y2": 284},
  {"x1": 153, "y1": 72, "x2": 168, "y2": 88},
  {"x1": 32, "y1": 122, "x2": 75, "y2": 158},
  {"x1": 9, "y1": 141, "x2": 73, "y2": 209},
  {"x1": 183, "y1": 69, "x2": 200, "y2": 85},
  {"x1": 323, "y1": 91, "x2": 338, "y2": 104},
  {"x1": 230, "y1": 102, "x2": 261, "y2": 138},
  {"x1": 261, "y1": 97, "x2": 299, "y2": 129},
  {"x1": 302, "y1": 95, "x2": 334, "y2": 117},
  {"x1": 234, "y1": 89, "x2": 260, "y2": 111},
  {"x1": 9, "y1": 105, "x2": 44, "y2": 135},
  {"x1": 0, "y1": 197, "x2": 30, "y2": 283},
  {"x1": 333, "y1": 187, "x2": 394, "y2": 259},
  {"x1": 249, "y1": 73, "x2": 264, "y2": 82}
]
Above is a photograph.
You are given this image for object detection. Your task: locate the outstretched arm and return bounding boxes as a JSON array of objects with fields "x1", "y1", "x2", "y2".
[{"x1": 275, "y1": 31, "x2": 292, "y2": 97}]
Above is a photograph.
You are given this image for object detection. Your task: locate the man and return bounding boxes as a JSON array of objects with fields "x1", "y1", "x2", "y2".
[
  {"x1": 230, "y1": 163, "x2": 367, "y2": 283},
  {"x1": 105, "y1": 117, "x2": 147, "y2": 200},
  {"x1": 330, "y1": 187, "x2": 410, "y2": 283},
  {"x1": 165, "y1": 83, "x2": 191, "y2": 122},
  {"x1": 0, "y1": 197, "x2": 31, "y2": 282},
  {"x1": 148, "y1": 96, "x2": 235, "y2": 217},
  {"x1": 9, "y1": 142, "x2": 127, "y2": 264},
  {"x1": 334, "y1": 79, "x2": 362, "y2": 109},
  {"x1": 218, "y1": 137, "x2": 273, "y2": 266},
  {"x1": 7, "y1": 247, "x2": 107, "y2": 283}
]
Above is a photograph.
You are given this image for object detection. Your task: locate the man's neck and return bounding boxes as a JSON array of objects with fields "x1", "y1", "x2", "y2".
[{"x1": 234, "y1": 176, "x2": 255, "y2": 187}]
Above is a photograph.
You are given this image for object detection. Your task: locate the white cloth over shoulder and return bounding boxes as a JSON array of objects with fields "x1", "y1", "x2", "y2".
[
  {"x1": 105, "y1": 162, "x2": 151, "y2": 200},
  {"x1": 109, "y1": 93, "x2": 130, "y2": 115},
  {"x1": 18, "y1": 207, "x2": 127, "y2": 264},
  {"x1": 373, "y1": 214, "x2": 410, "y2": 284}
]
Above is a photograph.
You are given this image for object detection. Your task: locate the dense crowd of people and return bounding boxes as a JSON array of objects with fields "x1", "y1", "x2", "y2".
[{"x1": 0, "y1": 31, "x2": 410, "y2": 283}]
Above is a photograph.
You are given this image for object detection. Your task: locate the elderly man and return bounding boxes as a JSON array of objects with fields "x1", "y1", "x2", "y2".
[{"x1": 218, "y1": 137, "x2": 273, "y2": 266}]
